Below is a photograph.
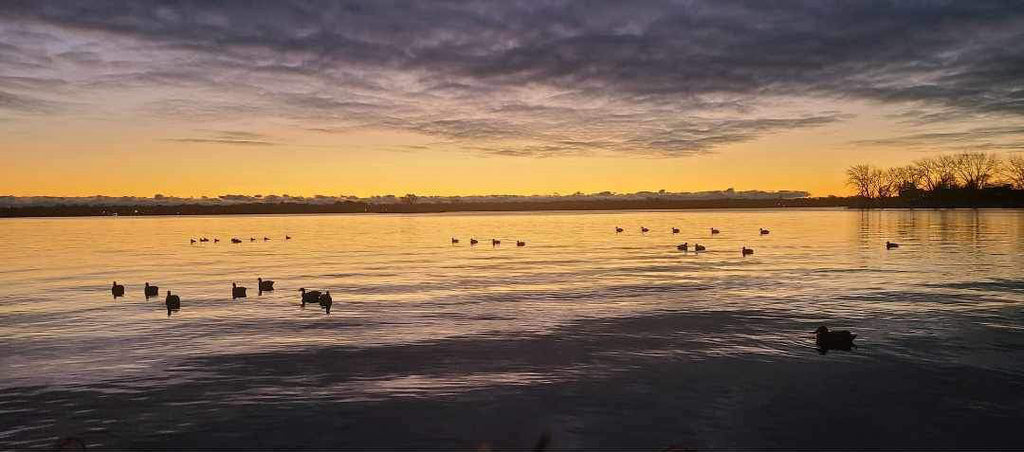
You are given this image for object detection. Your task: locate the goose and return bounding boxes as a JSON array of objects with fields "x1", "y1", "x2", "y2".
[
  {"x1": 815, "y1": 326, "x2": 856, "y2": 351},
  {"x1": 451, "y1": 237, "x2": 459, "y2": 244},
  {"x1": 640, "y1": 226, "x2": 649, "y2": 233},
  {"x1": 671, "y1": 227, "x2": 680, "y2": 234},
  {"x1": 165, "y1": 290, "x2": 181, "y2": 315},
  {"x1": 190, "y1": 238, "x2": 197, "y2": 244},
  {"x1": 694, "y1": 244, "x2": 706, "y2": 252},
  {"x1": 516, "y1": 240, "x2": 526, "y2": 247},
  {"x1": 258, "y1": 277, "x2": 274, "y2": 292},
  {"x1": 742, "y1": 247, "x2": 754, "y2": 256},
  {"x1": 111, "y1": 281, "x2": 125, "y2": 298},
  {"x1": 319, "y1": 290, "x2": 333, "y2": 314},
  {"x1": 886, "y1": 241, "x2": 899, "y2": 249},
  {"x1": 492, "y1": 239, "x2": 501, "y2": 246},
  {"x1": 711, "y1": 228, "x2": 720, "y2": 235},
  {"x1": 759, "y1": 228, "x2": 770, "y2": 235},
  {"x1": 232, "y1": 282, "x2": 247, "y2": 299},
  {"x1": 144, "y1": 282, "x2": 159, "y2": 298},
  {"x1": 615, "y1": 227, "x2": 624, "y2": 233},
  {"x1": 470, "y1": 238, "x2": 479, "y2": 245},
  {"x1": 299, "y1": 288, "x2": 322, "y2": 306},
  {"x1": 677, "y1": 243, "x2": 688, "y2": 251},
  {"x1": 231, "y1": 238, "x2": 242, "y2": 244}
]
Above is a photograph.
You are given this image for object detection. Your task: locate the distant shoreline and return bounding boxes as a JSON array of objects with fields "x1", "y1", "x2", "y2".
[{"x1": 3, "y1": 194, "x2": 1023, "y2": 218}]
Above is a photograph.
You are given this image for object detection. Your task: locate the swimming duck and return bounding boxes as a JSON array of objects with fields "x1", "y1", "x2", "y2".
[
  {"x1": 492, "y1": 239, "x2": 501, "y2": 246},
  {"x1": 815, "y1": 325, "x2": 856, "y2": 351},
  {"x1": 615, "y1": 227, "x2": 624, "y2": 233},
  {"x1": 258, "y1": 277, "x2": 274, "y2": 292},
  {"x1": 200, "y1": 237, "x2": 209, "y2": 243},
  {"x1": 319, "y1": 290, "x2": 333, "y2": 314},
  {"x1": 470, "y1": 238, "x2": 479, "y2": 245},
  {"x1": 213, "y1": 238, "x2": 220, "y2": 243},
  {"x1": 640, "y1": 226, "x2": 649, "y2": 233},
  {"x1": 671, "y1": 227, "x2": 680, "y2": 234},
  {"x1": 165, "y1": 290, "x2": 181, "y2": 315},
  {"x1": 144, "y1": 282, "x2": 159, "y2": 298},
  {"x1": 232, "y1": 282, "x2": 247, "y2": 299},
  {"x1": 451, "y1": 237, "x2": 459, "y2": 244},
  {"x1": 677, "y1": 243, "x2": 688, "y2": 251},
  {"x1": 741, "y1": 247, "x2": 754, "y2": 256},
  {"x1": 190, "y1": 238, "x2": 197, "y2": 244},
  {"x1": 263, "y1": 236, "x2": 270, "y2": 241},
  {"x1": 299, "y1": 288, "x2": 322, "y2": 306},
  {"x1": 694, "y1": 244, "x2": 706, "y2": 252},
  {"x1": 516, "y1": 240, "x2": 526, "y2": 247},
  {"x1": 759, "y1": 228, "x2": 770, "y2": 235},
  {"x1": 250, "y1": 237, "x2": 256, "y2": 242},
  {"x1": 285, "y1": 235, "x2": 292, "y2": 240},
  {"x1": 111, "y1": 281, "x2": 125, "y2": 298},
  {"x1": 886, "y1": 241, "x2": 899, "y2": 249},
  {"x1": 711, "y1": 228, "x2": 720, "y2": 235},
  {"x1": 231, "y1": 238, "x2": 242, "y2": 244}
]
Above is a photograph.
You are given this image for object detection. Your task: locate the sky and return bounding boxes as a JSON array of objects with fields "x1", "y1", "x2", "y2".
[{"x1": 1, "y1": 1, "x2": 1023, "y2": 197}]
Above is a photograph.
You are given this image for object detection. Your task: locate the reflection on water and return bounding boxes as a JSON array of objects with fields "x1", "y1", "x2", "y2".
[{"x1": 0, "y1": 209, "x2": 1022, "y2": 449}]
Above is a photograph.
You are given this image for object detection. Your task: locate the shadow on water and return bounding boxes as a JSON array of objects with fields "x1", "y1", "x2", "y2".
[{"x1": 2, "y1": 310, "x2": 1021, "y2": 449}]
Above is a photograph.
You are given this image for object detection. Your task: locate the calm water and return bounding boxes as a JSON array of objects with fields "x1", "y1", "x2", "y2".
[{"x1": 1, "y1": 209, "x2": 1022, "y2": 449}]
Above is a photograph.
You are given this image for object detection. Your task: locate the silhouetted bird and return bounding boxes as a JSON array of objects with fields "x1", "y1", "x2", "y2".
[
  {"x1": 319, "y1": 290, "x2": 333, "y2": 314},
  {"x1": 742, "y1": 247, "x2": 754, "y2": 255},
  {"x1": 200, "y1": 237, "x2": 209, "y2": 243},
  {"x1": 213, "y1": 238, "x2": 220, "y2": 243},
  {"x1": 232, "y1": 282, "x2": 247, "y2": 299},
  {"x1": 470, "y1": 238, "x2": 479, "y2": 245},
  {"x1": 694, "y1": 244, "x2": 706, "y2": 252},
  {"x1": 263, "y1": 236, "x2": 270, "y2": 241},
  {"x1": 165, "y1": 290, "x2": 181, "y2": 316},
  {"x1": 452, "y1": 237, "x2": 459, "y2": 244},
  {"x1": 711, "y1": 228, "x2": 720, "y2": 234},
  {"x1": 231, "y1": 238, "x2": 242, "y2": 244},
  {"x1": 615, "y1": 227, "x2": 624, "y2": 233},
  {"x1": 671, "y1": 227, "x2": 680, "y2": 234},
  {"x1": 760, "y1": 228, "x2": 770, "y2": 235},
  {"x1": 250, "y1": 237, "x2": 256, "y2": 242},
  {"x1": 815, "y1": 325, "x2": 856, "y2": 352},
  {"x1": 677, "y1": 243, "x2": 688, "y2": 251},
  {"x1": 299, "y1": 288, "x2": 322, "y2": 307},
  {"x1": 111, "y1": 281, "x2": 125, "y2": 298},
  {"x1": 285, "y1": 235, "x2": 292, "y2": 240},
  {"x1": 258, "y1": 277, "x2": 274, "y2": 292},
  {"x1": 516, "y1": 240, "x2": 526, "y2": 247},
  {"x1": 144, "y1": 282, "x2": 158, "y2": 298},
  {"x1": 640, "y1": 226, "x2": 649, "y2": 233},
  {"x1": 886, "y1": 241, "x2": 899, "y2": 249},
  {"x1": 190, "y1": 238, "x2": 197, "y2": 244},
  {"x1": 492, "y1": 239, "x2": 501, "y2": 246}
]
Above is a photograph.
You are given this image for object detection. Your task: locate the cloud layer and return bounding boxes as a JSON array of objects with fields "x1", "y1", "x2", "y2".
[{"x1": 1, "y1": 1, "x2": 1023, "y2": 157}]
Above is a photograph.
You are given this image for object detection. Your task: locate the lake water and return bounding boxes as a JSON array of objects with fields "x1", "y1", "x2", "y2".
[{"x1": 0, "y1": 208, "x2": 1022, "y2": 449}]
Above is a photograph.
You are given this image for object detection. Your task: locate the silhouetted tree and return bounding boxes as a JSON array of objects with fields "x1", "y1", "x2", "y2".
[
  {"x1": 955, "y1": 152, "x2": 1001, "y2": 190},
  {"x1": 846, "y1": 164, "x2": 874, "y2": 198},
  {"x1": 1002, "y1": 154, "x2": 1024, "y2": 189}
]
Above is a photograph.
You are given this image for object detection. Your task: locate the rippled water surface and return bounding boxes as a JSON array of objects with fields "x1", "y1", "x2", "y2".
[{"x1": 1, "y1": 209, "x2": 1022, "y2": 448}]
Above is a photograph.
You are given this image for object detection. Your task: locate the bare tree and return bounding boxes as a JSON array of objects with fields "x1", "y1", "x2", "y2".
[
  {"x1": 871, "y1": 167, "x2": 890, "y2": 198},
  {"x1": 885, "y1": 165, "x2": 921, "y2": 196},
  {"x1": 1005, "y1": 154, "x2": 1024, "y2": 189},
  {"x1": 846, "y1": 164, "x2": 874, "y2": 197},
  {"x1": 954, "y1": 152, "x2": 1001, "y2": 190}
]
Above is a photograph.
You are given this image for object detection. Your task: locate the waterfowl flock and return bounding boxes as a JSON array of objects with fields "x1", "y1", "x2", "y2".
[
  {"x1": 112, "y1": 278, "x2": 336, "y2": 317},
  {"x1": 193, "y1": 235, "x2": 292, "y2": 245}
]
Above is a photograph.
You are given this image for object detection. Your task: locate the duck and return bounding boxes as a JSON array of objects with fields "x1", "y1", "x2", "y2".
[
  {"x1": 516, "y1": 240, "x2": 526, "y2": 247},
  {"x1": 250, "y1": 237, "x2": 256, "y2": 242},
  {"x1": 231, "y1": 238, "x2": 242, "y2": 244},
  {"x1": 200, "y1": 237, "x2": 209, "y2": 243},
  {"x1": 615, "y1": 227, "x2": 624, "y2": 233},
  {"x1": 759, "y1": 228, "x2": 770, "y2": 235},
  {"x1": 711, "y1": 228, "x2": 720, "y2": 235},
  {"x1": 886, "y1": 241, "x2": 899, "y2": 249},
  {"x1": 677, "y1": 243, "x2": 688, "y2": 251},
  {"x1": 742, "y1": 247, "x2": 754, "y2": 256},
  {"x1": 165, "y1": 290, "x2": 181, "y2": 315},
  {"x1": 190, "y1": 238, "x2": 197, "y2": 244},
  {"x1": 144, "y1": 282, "x2": 159, "y2": 298},
  {"x1": 319, "y1": 290, "x2": 333, "y2": 314},
  {"x1": 815, "y1": 325, "x2": 856, "y2": 351},
  {"x1": 451, "y1": 237, "x2": 459, "y2": 244},
  {"x1": 258, "y1": 277, "x2": 274, "y2": 292},
  {"x1": 299, "y1": 288, "x2": 322, "y2": 307},
  {"x1": 671, "y1": 227, "x2": 680, "y2": 234},
  {"x1": 232, "y1": 282, "x2": 247, "y2": 299},
  {"x1": 263, "y1": 236, "x2": 270, "y2": 241},
  {"x1": 285, "y1": 235, "x2": 292, "y2": 240},
  {"x1": 492, "y1": 239, "x2": 501, "y2": 246},
  {"x1": 694, "y1": 244, "x2": 706, "y2": 252},
  {"x1": 111, "y1": 281, "x2": 125, "y2": 298},
  {"x1": 470, "y1": 238, "x2": 479, "y2": 245},
  {"x1": 640, "y1": 226, "x2": 649, "y2": 233},
  {"x1": 213, "y1": 238, "x2": 220, "y2": 243}
]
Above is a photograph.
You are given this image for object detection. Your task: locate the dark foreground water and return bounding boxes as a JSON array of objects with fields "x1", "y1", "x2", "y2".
[{"x1": 0, "y1": 209, "x2": 1021, "y2": 449}]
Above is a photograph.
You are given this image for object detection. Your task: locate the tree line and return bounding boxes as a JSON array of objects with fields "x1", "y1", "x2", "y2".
[{"x1": 847, "y1": 152, "x2": 1024, "y2": 199}]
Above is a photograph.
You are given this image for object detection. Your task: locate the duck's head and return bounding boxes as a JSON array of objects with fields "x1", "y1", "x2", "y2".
[
  {"x1": 299, "y1": 288, "x2": 306, "y2": 294},
  {"x1": 815, "y1": 325, "x2": 829, "y2": 335}
]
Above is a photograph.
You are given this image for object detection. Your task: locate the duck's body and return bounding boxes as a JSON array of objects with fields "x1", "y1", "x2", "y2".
[
  {"x1": 694, "y1": 244, "x2": 706, "y2": 252},
  {"x1": 299, "y1": 288, "x2": 322, "y2": 306},
  {"x1": 741, "y1": 247, "x2": 754, "y2": 256},
  {"x1": 815, "y1": 326, "x2": 856, "y2": 351},
  {"x1": 231, "y1": 238, "x2": 242, "y2": 244},
  {"x1": 144, "y1": 282, "x2": 159, "y2": 298},
  {"x1": 615, "y1": 227, "x2": 624, "y2": 233},
  {"x1": 451, "y1": 237, "x2": 459, "y2": 244},
  {"x1": 232, "y1": 282, "x2": 247, "y2": 299},
  {"x1": 671, "y1": 227, "x2": 680, "y2": 234},
  {"x1": 886, "y1": 241, "x2": 899, "y2": 249},
  {"x1": 111, "y1": 281, "x2": 125, "y2": 298},
  {"x1": 319, "y1": 291, "x2": 333, "y2": 314},
  {"x1": 165, "y1": 291, "x2": 181, "y2": 315},
  {"x1": 760, "y1": 228, "x2": 770, "y2": 235},
  {"x1": 470, "y1": 238, "x2": 479, "y2": 245},
  {"x1": 258, "y1": 277, "x2": 274, "y2": 292},
  {"x1": 711, "y1": 228, "x2": 720, "y2": 235},
  {"x1": 492, "y1": 239, "x2": 501, "y2": 246},
  {"x1": 677, "y1": 243, "x2": 688, "y2": 251},
  {"x1": 640, "y1": 226, "x2": 649, "y2": 233},
  {"x1": 516, "y1": 240, "x2": 526, "y2": 247}
]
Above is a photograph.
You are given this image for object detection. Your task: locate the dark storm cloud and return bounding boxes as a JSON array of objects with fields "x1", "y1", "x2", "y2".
[{"x1": 1, "y1": 1, "x2": 1022, "y2": 156}]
